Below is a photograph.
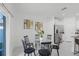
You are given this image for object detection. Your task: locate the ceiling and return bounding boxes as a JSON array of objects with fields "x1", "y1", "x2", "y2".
[{"x1": 4, "y1": 3, "x2": 79, "y2": 18}]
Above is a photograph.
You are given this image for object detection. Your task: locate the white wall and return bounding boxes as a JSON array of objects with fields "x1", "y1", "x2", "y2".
[
  {"x1": 76, "y1": 15, "x2": 79, "y2": 29},
  {"x1": 63, "y1": 17, "x2": 76, "y2": 42},
  {"x1": 43, "y1": 18, "x2": 54, "y2": 43},
  {"x1": 63, "y1": 17, "x2": 76, "y2": 53}
]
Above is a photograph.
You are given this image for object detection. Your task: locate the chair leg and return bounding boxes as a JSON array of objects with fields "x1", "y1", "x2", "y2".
[
  {"x1": 78, "y1": 45, "x2": 79, "y2": 52},
  {"x1": 34, "y1": 51, "x2": 36, "y2": 56},
  {"x1": 28, "y1": 54, "x2": 29, "y2": 56},
  {"x1": 57, "y1": 49, "x2": 59, "y2": 56}
]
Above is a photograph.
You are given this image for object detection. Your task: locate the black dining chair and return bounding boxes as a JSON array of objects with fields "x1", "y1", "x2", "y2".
[
  {"x1": 74, "y1": 38, "x2": 79, "y2": 55},
  {"x1": 22, "y1": 40, "x2": 36, "y2": 56},
  {"x1": 35, "y1": 34, "x2": 40, "y2": 50},
  {"x1": 38, "y1": 35, "x2": 52, "y2": 56},
  {"x1": 51, "y1": 29, "x2": 61, "y2": 56},
  {"x1": 51, "y1": 44, "x2": 59, "y2": 56},
  {"x1": 38, "y1": 49, "x2": 51, "y2": 56},
  {"x1": 51, "y1": 34, "x2": 60, "y2": 56},
  {"x1": 38, "y1": 42, "x2": 52, "y2": 56},
  {"x1": 22, "y1": 35, "x2": 36, "y2": 56},
  {"x1": 47, "y1": 35, "x2": 52, "y2": 41}
]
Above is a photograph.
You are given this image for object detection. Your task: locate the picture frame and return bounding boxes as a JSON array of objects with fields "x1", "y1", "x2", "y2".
[
  {"x1": 24, "y1": 19, "x2": 33, "y2": 29},
  {"x1": 35, "y1": 22, "x2": 43, "y2": 32}
]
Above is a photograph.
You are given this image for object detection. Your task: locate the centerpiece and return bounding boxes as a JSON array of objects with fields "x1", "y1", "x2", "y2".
[{"x1": 37, "y1": 30, "x2": 44, "y2": 42}]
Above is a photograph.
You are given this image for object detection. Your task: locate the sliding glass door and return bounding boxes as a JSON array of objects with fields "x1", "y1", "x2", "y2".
[{"x1": 0, "y1": 12, "x2": 6, "y2": 56}]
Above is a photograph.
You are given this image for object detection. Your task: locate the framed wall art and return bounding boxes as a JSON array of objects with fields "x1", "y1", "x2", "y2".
[
  {"x1": 24, "y1": 19, "x2": 33, "y2": 29},
  {"x1": 35, "y1": 22, "x2": 43, "y2": 32}
]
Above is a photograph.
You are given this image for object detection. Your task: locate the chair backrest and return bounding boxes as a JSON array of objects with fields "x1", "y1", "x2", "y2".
[
  {"x1": 24, "y1": 35, "x2": 30, "y2": 44},
  {"x1": 54, "y1": 33, "x2": 61, "y2": 45},
  {"x1": 35, "y1": 34, "x2": 40, "y2": 40},
  {"x1": 47, "y1": 35, "x2": 52, "y2": 41},
  {"x1": 22, "y1": 40, "x2": 26, "y2": 50}
]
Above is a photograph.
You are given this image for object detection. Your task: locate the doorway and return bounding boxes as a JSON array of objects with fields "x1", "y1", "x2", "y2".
[{"x1": 0, "y1": 12, "x2": 6, "y2": 56}]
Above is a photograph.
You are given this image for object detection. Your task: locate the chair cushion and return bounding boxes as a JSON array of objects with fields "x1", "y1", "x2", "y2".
[
  {"x1": 24, "y1": 47, "x2": 35, "y2": 53},
  {"x1": 39, "y1": 49, "x2": 51, "y2": 56},
  {"x1": 52, "y1": 45, "x2": 59, "y2": 49}
]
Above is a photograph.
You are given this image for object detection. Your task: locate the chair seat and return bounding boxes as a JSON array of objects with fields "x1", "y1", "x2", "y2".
[
  {"x1": 24, "y1": 47, "x2": 35, "y2": 53},
  {"x1": 51, "y1": 45, "x2": 59, "y2": 49},
  {"x1": 38, "y1": 49, "x2": 51, "y2": 56},
  {"x1": 75, "y1": 39, "x2": 79, "y2": 45}
]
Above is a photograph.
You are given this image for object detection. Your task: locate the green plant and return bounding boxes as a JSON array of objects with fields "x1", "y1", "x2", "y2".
[{"x1": 38, "y1": 30, "x2": 44, "y2": 37}]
